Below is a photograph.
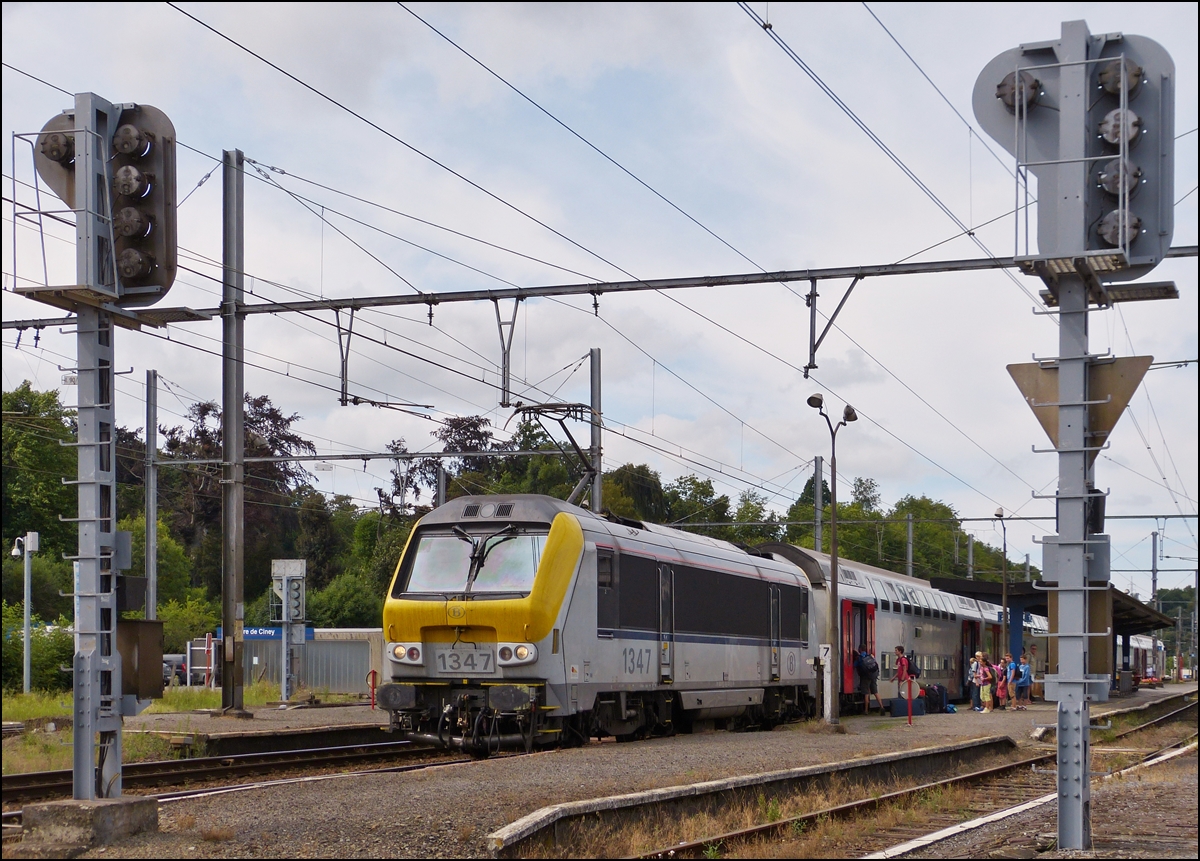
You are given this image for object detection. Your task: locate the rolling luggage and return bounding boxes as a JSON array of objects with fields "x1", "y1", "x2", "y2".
[
  {"x1": 923, "y1": 683, "x2": 947, "y2": 714},
  {"x1": 890, "y1": 696, "x2": 925, "y2": 717}
]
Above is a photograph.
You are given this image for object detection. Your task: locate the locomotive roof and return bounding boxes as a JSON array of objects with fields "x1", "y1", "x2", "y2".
[{"x1": 418, "y1": 494, "x2": 801, "y2": 576}]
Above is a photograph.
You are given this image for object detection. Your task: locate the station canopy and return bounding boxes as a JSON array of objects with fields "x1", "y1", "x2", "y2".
[{"x1": 928, "y1": 578, "x2": 1174, "y2": 638}]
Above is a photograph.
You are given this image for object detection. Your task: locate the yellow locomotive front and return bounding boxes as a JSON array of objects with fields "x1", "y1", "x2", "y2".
[{"x1": 378, "y1": 495, "x2": 584, "y2": 755}]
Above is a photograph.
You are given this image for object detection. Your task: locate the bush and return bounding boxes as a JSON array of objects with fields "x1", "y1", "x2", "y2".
[{"x1": 2, "y1": 600, "x2": 73, "y2": 693}]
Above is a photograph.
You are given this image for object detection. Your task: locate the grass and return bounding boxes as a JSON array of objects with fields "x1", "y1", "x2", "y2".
[
  {"x1": 1, "y1": 690, "x2": 72, "y2": 723},
  {"x1": 1, "y1": 726, "x2": 177, "y2": 774}
]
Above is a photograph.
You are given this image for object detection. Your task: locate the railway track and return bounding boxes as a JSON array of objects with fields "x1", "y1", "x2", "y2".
[
  {"x1": 1, "y1": 739, "x2": 440, "y2": 805},
  {"x1": 637, "y1": 698, "x2": 1197, "y2": 859}
]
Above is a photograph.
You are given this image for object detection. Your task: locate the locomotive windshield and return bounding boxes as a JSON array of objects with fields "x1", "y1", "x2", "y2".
[{"x1": 398, "y1": 529, "x2": 547, "y2": 597}]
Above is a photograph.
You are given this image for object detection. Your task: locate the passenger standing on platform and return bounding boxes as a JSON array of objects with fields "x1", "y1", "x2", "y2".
[
  {"x1": 1005, "y1": 653, "x2": 1018, "y2": 709},
  {"x1": 855, "y1": 645, "x2": 886, "y2": 713},
  {"x1": 970, "y1": 652, "x2": 984, "y2": 711},
  {"x1": 979, "y1": 656, "x2": 994, "y2": 713},
  {"x1": 1015, "y1": 654, "x2": 1033, "y2": 709},
  {"x1": 995, "y1": 654, "x2": 1009, "y2": 710}
]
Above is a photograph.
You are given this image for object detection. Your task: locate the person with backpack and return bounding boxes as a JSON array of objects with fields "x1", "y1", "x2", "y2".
[
  {"x1": 969, "y1": 651, "x2": 983, "y2": 711},
  {"x1": 1014, "y1": 654, "x2": 1033, "y2": 710},
  {"x1": 979, "y1": 655, "x2": 995, "y2": 713},
  {"x1": 854, "y1": 644, "x2": 885, "y2": 713}
]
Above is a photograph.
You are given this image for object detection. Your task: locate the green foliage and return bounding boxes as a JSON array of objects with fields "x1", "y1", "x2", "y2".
[
  {"x1": 306, "y1": 572, "x2": 383, "y2": 628},
  {"x1": 117, "y1": 513, "x2": 194, "y2": 606},
  {"x1": 3, "y1": 382, "x2": 77, "y2": 556},
  {"x1": 729, "y1": 489, "x2": 781, "y2": 546},
  {"x1": 2, "y1": 555, "x2": 73, "y2": 621},
  {"x1": 1, "y1": 600, "x2": 73, "y2": 693},
  {"x1": 604, "y1": 464, "x2": 667, "y2": 521},
  {"x1": 158, "y1": 595, "x2": 220, "y2": 654},
  {"x1": 664, "y1": 475, "x2": 731, "y2": 537}
]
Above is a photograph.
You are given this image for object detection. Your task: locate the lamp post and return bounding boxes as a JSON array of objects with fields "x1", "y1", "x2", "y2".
[
  {"x1": 12, "y1": 532, "x2": 39, "y2": 694},
  {"x1": 807, "y1": 393, "x2": 856, "y2": 724},
  {"x1": 996, "y1": 508, "x2": 1008, "y2": 660}
]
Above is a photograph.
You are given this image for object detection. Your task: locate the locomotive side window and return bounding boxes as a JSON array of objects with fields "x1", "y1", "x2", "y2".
[
  {"x1": 675, "y1": 566, "x2": 770, "y2": 638},
  {"x1": 618, "y1": 554, "x2": 659, "y2": 631},
  {"x1": 780, "y1": 584, "x2": 803, "y2": 641},
  {"x1": 597, "y1": 548, "x2": 619, "y2": 630},
  {"x1": 799, "y1": 585, "x2": 809, "y2": 645}
]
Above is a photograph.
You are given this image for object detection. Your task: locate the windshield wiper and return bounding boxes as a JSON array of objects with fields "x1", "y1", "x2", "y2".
[{"x1": 453, "y1": 525, "x2": 518, "y2": 595}]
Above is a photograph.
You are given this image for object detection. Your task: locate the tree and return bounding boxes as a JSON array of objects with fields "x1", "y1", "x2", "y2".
[
  {"x1": 306, "y1": 572, "x2": 383, "y2": 628},
  {"x1": 158, "y1": 393, "x2": 316, "y2": 600},
  {"x1": 852, "y1": 477, "x2": 881, "y2": 512},
  {"x1": 2, "y1": 555, "x2": 73, "y2": 621},
  {"x1": 118, "y1": 513, "x2": 194, "y2": 606},
  {"x1": 158, "y1": 595, "x2": 220, "y2": 654},
  {"x1": 729, "y1": 489, "x2": 781, "y2": 545},
  {"x1": 664, "y1": 475, "x2": 731, "y2": 538},
  {"x1": 604, "y1": 464, "x2": 667, "y2": 522},
  {"x1": 797, "y1": 475, "x2": 831, "y2": 507},
  {"x1": 3, "y1": 382, "x2": 77, "y2": 556}
]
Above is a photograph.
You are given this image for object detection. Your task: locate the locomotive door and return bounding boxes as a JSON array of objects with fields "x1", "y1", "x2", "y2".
[
  {"x1": 769, "y1": 586, "x2": 781, "y2": 681},
  {"x1": 658, "y1": 564, "x2": 674, "y2": 683}
]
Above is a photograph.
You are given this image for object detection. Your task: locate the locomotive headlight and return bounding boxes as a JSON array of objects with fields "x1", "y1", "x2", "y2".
[
  {"x1": 388, "y1": 642, "x2": 423, "y2": 665},
  {"x1": 496, "y1": 643, "x2": 537, "y2": 666}
]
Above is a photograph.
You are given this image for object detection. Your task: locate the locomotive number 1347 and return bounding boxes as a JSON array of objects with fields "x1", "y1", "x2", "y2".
[{"x1": 622, "y1": 647, "x2": 652, "y2": 675}]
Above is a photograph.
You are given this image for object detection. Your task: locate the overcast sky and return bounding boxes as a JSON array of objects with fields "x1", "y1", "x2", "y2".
[{"x1": 3, "y1": 2, "x2": 1196, "y2": 603}]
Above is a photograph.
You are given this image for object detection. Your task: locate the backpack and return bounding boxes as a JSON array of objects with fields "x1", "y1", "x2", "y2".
[
  {"x1": 907, "y1": 652, "x2": 922, "y2": 678},
  {"x1": 860, "y1": 654, "x2": 879, "y2": 677}
]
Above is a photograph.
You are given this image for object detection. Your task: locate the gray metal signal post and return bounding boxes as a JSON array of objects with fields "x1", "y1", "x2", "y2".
[
  {"x1": 17, "y1": 91, "x2": 178, "y2": 800},
  {"x1": 975, "y1": 21, "x2": 1176, "y2": 850}
]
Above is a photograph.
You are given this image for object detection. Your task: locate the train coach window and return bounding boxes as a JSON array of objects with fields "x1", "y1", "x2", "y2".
[
  {"x1": 867, "y1": 578, "x2": 889, "y2": 612},
  {"x1": 618, "y1": 555, "x2": 658, "y2": 631}
]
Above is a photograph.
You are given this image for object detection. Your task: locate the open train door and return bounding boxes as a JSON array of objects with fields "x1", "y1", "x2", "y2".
[
  {"x1": 841, "y1": 600, "x2": 855, "y2": 695},
  {"x1": 962, "y1": 619, "x2": 980, "y2": 697}
]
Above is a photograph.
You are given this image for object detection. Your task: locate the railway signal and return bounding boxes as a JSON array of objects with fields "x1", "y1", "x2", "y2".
[{"x1": 34, "y1": 103, "x2": 178, "y2": 305}]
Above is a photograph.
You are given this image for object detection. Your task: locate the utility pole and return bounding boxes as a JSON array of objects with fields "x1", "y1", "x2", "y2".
[
  {"x1": 1151, "y1": 531, "x2": 1159, "y2": 612},
  {"x1": 145, "y1": 371, "x2": 157, "y2": 620},
  {"x1": 906, "y1": 513, "x2": 913, "y2": 579},
  {"x1": 1025, "y1": 553, "x2": 1031, "y2": 583},
  {"x1": 813, "y1": 456, "x2": 823, "y2": 552},
  {"x1": 590, "y1": 348, "x2": 602, "y2": 512},
  {"x1": 221, "y1": 149, "x2": 247, "y2": 715},
  {"x1": 968, "y1": 534, "x2": 974, "y2": 580}
]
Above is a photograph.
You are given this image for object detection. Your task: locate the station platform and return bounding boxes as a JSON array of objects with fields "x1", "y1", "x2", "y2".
[{"x1": 124, "y1": 701, "x2": 389, "y2": 755}]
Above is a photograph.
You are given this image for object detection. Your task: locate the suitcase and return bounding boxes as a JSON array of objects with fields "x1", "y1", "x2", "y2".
[{"x1": 890, "y1": 696, "x2": 925, "y2": 717}]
